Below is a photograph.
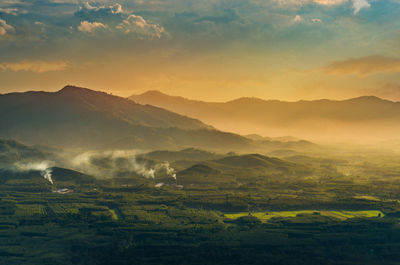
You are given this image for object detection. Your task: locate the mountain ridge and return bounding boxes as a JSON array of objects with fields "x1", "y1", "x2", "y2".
[
  {"x1": 0, "y1": 85, "x2": 208, "y2": 130},
  {"x1": 134, "y1": 90, "x2": 395, "y2": 104},
  {"x1": 130, "y1": 90, "x2": 400, "y2": 141}
]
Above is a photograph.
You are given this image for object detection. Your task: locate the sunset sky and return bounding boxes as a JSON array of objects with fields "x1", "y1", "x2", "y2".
[{"x1": 0, "y1": 0, "x2": 400, "y2": 101}]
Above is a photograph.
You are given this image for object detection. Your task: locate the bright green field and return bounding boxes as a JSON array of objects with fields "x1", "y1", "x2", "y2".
[
  {"x1": 224, "y1": 210, "x2": 384, "y2": 222},
  {"x1": 109, "y1": 209, "x2": 119, "y2": 220}
]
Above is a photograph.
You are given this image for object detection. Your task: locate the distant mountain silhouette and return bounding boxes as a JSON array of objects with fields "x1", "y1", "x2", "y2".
[
  {"x1": 0, "y1": 86, "x2": 255, "y2": 150},
  {"x1": 130, "y1": 91, "x2": 400, "y2": 141}
]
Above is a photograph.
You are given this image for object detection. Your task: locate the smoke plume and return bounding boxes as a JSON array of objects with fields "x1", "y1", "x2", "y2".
[
  {"x1": 70, "y1": 150, "x2": 177, "y2": 180},
  {"x1": 15, "y1": 161, "x2": 54, "y2": 184}
]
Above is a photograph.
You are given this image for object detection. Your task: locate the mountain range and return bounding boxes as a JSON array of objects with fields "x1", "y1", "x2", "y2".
[
  {"x1": 0, "y1": 86, "x2": 257, "y2": 151},
  {"x1": 130, "y1": 91, "x2": 400, "y2": 142}
]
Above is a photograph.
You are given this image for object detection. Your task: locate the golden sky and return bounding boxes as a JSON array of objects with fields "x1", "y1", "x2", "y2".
[{"x1": 1, "y1": 0, "x2": 400, "y2": 102}]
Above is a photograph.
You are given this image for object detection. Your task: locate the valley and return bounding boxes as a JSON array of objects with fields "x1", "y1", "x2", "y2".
[{"x1": 1, "y1": 137, "x2": 400, "y2": 264}]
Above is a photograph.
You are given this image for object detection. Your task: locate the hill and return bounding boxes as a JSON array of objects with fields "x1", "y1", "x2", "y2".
[
  {"x1": 50, "y1": 167, "x2": 96, "y2": 184},
  {"x1": 208, "y1": 153, "x2": 310, "y2": 175},
  {"x1": 175, "y1": 153, "x2": 312, "y2": 186},
  {"x1": 211, "y1": 153, "x2": 295, "y2": 168},
  {"x1": 176, "y1": 164, "x2": 221, "y2": 185},
  {"x1": 130, "y1": 91, "x2": 400, "y2": 142},
  {"x1": 0, "y1": 166, "x2": 96, "y2": 191}
]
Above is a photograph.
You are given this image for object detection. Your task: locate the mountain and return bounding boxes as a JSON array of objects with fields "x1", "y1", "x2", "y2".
[
  {"x1": 130, "y1": 91, "x2": 400, "y2": 142},
  {"x1": 0, "y1": 86, "x2": 255, "y2": 151}
]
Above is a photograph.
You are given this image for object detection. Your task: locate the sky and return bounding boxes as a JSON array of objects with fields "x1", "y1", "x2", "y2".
[{"x1": 0, "y1": 0, "x2": 400, "y2": 102}]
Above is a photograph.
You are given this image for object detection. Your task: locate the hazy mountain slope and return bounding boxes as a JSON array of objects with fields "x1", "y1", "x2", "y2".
[
  {"x1": 130, "y1": 91, "x2": 400, "y2": 141},
  {"x1": 0, "y1": 86, "x2": 254, "y2": 150},
  {"x1": 130, "y1": 90, "x2": 228, "y2": 122},
  {"x1": 0, "y1": 139, "x2": 47, "y2": 165},
  {"x1": 105, "y1": 127, "x2": 253, "y2": 151},
  {"x1": 211, "y1": 153, "x2": 295, "y2": 168},
  {"x1": 141, "y1": 148, "x2": 222, "y2": 162},
  {"x1": 176, "y1": 153, "x2": 312, "y2": 185},
  {"x1": 207, "y1": 153, "x2": 311, "y2": 175}
]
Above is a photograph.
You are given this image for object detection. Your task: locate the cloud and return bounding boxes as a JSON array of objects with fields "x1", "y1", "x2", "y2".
[
  {"x1": 75, "y1": 2, "x2": 123, "y2": 20},
  {"x1": 74, "y1": 2, "x2": 165, "y2": 39},
  {"x1": 0, "y1": 19, "x2": 14, "y2": 36},
  {"x1": 0, "y1": 8, "x2": 19, "y2": 15},
  {"x1": 314, "y1": 0, "x2": 347, "y2": 5},
  {"x1": 324, "y1": 55, "x2": 400, "y2": 76},
  {"x1": 274, "y1": 0, "x2": 371, "y2": 13},
  {"x1": 293, "y1": 14, "x2": 304, "y2": 22},
  {"x1": 275, "y1": 0, "x2": 346, "y2": 6},
  {"x1": 116, "y1": 14, "x2": 165, "y2": 39},
  {"x1": 0, "y1": 60, "x2": 69, "y2": 73},
  {"x1": 83, "y1": 2, "x2": 123, "y2": 14},
  {"x1": 78, "y1": 21, "x2": 107, "y2": 33},
  {"x1": 292, "y1": 15, "x2": 322, "y2": 24},
  {"x1": 352, "y1": 0, "x2": 370, "y2": 14}
]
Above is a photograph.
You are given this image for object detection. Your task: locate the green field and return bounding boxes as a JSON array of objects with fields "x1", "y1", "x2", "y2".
[
  {"x1": 225, "y1": 210, "x2": 384, "y2": 221},
  {"x1": 108, "y1": 209, "x2": 119, "y2": 220}
]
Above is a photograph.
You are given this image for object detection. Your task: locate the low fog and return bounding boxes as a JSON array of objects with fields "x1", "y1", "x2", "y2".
[{"x1": 5, "y1": 149, "x2": 178, "y2": 184}]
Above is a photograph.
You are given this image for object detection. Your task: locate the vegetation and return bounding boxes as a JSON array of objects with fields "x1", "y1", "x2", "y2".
[{"x1": 2, "y1": 140, "x2": 400, "y2": 264}]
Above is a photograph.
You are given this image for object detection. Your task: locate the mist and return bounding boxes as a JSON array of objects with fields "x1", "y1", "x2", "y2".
[{"x1": 68, "y1": 150, "x2": 177, "y2": 180}]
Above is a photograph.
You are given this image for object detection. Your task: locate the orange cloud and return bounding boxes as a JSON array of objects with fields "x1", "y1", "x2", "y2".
[
  {"x1": 0, "y1": 60, "x2": 69, "y2": 73},
  {"x1": 0, "y1": 18, "x2": 14, "y2": 36},
  {"x1": 314, "y1": 0, "x2": 347, "y2": 5},
  {"x1": 78, "y1": 21, "x2": 108, "y2": 33},
  {"x1": 324, "y1": 55, "x2": 400, "y2": 76}
]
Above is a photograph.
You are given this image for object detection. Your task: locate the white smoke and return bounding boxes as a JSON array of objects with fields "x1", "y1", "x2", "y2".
[
  {"x1": 70, "y1": 150, "x2": 177, "y2": 180},
  {"x1": 41, "y1": 168, "x2": 53, "y2": 184},
  {"x1": 132, "y1": 161, "x2": 155, "y2": 179},
  {"x1": 15, "y1": 161, "x2": 54, "y2": 184},
  {"x1": 154, "y1": 162, "x2": 176, "y2": 180},
  {"x1": 6, "y1": 150, "x2": 177, "y2": 184}
]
